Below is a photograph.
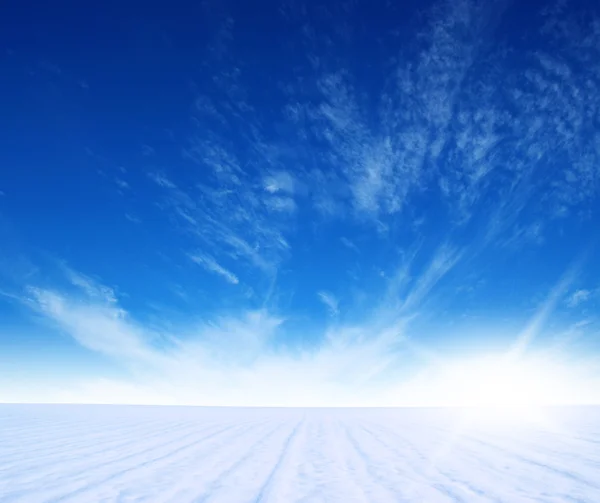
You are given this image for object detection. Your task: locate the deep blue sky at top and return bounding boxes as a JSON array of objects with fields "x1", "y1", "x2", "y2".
[{"x1": 1, "y1": 0, "x2": 599, "y2": 378}]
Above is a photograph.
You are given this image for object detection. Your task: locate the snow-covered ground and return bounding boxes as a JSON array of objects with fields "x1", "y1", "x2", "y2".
[{"x1": 0, "y1": 405, "x2": 599, "y2": 502}]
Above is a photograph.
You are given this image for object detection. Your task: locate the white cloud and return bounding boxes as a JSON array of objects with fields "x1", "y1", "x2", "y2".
[
  {"x1": 11, "y1": 260, "x2": 600, "y2": 407},
  {"x1": 189, "y1": 253, "x2": 239, "y2": 285},
  {"x1": 125, "y1": 213, "x2": 141, "y2": 224},
  {"x1": 400, "y1": 244, "x2": 463, "y2": 313},
  {"x1": 263, "y1": 171, "x2": 295, "y2": 194},
  {"x1": 114, "y1": 178, "x2": 129, "y2": 190},
  {"x1": 294, "y1": 0, "x2": 506, "y2": 224},
  {"x1": 290, "y1": 0, "x2": 600, "y2": 239},
  {"x1": 9, "y1": 0, "x2": 600, "y2": 408},
  {"x1": 148, "y1": 172, "x2": 176, "y2": 189},
  {"x1": 566, "y1": 289, "x2": 591, "y2": 308},
  {"x1": 264, "y1": 196, "x2": 297, "y2": 214},
  {"x1": 15, "y1": 281, "x2": 412, "y2": 406},
  {"x1": 150, "y1": 114, "x2": 298, "y2": 280},
  {"x1": 175, "y1": 208, "x2": 198, "y2": 226},
  {"x1": 26, "y1": 287, "x2": 155, "y2": 362},
  {"x1": 63, "y1": 267, "x2": 117, "y2": 304},
  {"x1": 133, "y1": 0, "x2": 600, "y2": 290},
  {"x1": 141, "y1": 144, "x2": 155, "y2": 156},
  {"x1": 510, "y1": 263, "x2": 580, "y2": 358},
  {"x1": 340, "y1": 237, "x2": 359, "y2": 253},
  {"x1": 317, "y1": 291, "x2": 339, "y2": 317}
]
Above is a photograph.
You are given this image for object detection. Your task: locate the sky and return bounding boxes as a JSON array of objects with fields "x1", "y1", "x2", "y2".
[{"x1": 1, "y1": 0, "x2": 600, "y2": 407}]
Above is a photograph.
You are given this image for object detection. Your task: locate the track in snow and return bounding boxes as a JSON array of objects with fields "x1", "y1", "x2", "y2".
[{"x1": 1, "y1": 405, "x2": 599, "y2": 502}]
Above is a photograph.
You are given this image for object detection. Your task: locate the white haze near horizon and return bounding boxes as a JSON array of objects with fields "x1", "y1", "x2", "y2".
[{"x1": 3, "y1": 265, "x2": 600, "y2": 409}]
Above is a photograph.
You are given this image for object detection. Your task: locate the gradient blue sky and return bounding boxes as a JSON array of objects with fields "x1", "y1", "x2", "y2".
[{"x1": 1, "y1": 0, "x2": 599, "y2": 406}]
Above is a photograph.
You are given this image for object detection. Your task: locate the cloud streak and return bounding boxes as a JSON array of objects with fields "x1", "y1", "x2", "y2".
[
  {"x1": 135, "y1": 0, "x2": 600, "y2": 307},
  {"x1": 14, "y1": 271, "x2": 600, "y2": 407},
  {"x1": 3, "y1": 0, "x2": 600, "y2": 408},
  {"x1": 317, "y1": 291, "x2": 339, "y2": 317},
  {"x1": 566, "y1": 289, "x2": 591, "y2": 308},
  {"x1": 189, "y1": 253, "x2": 239, "y2": 285},
  {"x1": 18, "y1": 279, "x2": 410, "y2": 406}
]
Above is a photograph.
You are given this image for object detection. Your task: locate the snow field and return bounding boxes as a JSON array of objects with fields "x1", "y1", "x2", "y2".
[{"x1": 1, "y1": 405, "x2": 599, "y2": 502}]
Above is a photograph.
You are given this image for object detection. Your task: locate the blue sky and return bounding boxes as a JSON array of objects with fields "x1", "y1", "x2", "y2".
[{"x1": 1, "y1": 0, "x2": 600, "y2": 406}]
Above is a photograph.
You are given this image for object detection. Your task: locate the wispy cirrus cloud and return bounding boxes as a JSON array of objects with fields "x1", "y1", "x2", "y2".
[
  {"x1": 510, "y1": 262, "x2": 581, "y2": 358},
  {"x1": 17, "y1": 272, "x2": 414, "y2": 406},
  {"x1": 278, "y1": 0, "x2": 600, "y2": 243},
  {"x1": 340, "y1": 237, "x2": 359, "y2": 254},
  {"x1": 566, "y1": 289, "x2": 592, "y2": 308},
  {"x1": 189, "y1": 253, "x2": 239, "y2": 285},
  {"x1": 262, "y1": 195, "x2": 297, "y2": 214},
  {"x1": 26, "y1": 287, "x2": 154, "y2": 362},
  {"x1": 16, "y1": 265, "x2": 600, "y2": 407},
  {"x1": 399, "y1": 244, "x2": 464, "y2": 314},
  {"x1": 2, "y1": 242, "x2": 459, "y2": 406},
  {"x1": 148, "y1": 163, "x2": 291, "y2": 279},
  {"x1": 63, "y1": 267, "x2": 117, "y2": 304},
  {"x1": 282, "y1": 0, "x2": 509, "y2": 227},
  {"x1": 263, "y1": 171, "x2": 296, "y2": 195},
  {"x1": 317, "y1": 291, "x2": 339, "y2": 317},
  {"x1": 138, "y1": 0, "x2": 599, "y2": 310},
  {"x1": 4, "y1": 0, "x2": 600, "y2": 410},
  {"x1": 148, "y1": 171, "x2": 176, "y2": 190}
]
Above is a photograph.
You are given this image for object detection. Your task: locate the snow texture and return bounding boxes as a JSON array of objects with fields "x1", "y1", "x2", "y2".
[{"x1": 0, "y1": 405, "x2": 599, "y2": 502}]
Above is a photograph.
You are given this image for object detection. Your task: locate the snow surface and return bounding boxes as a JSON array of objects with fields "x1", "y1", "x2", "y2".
[{"x1": 1, "y1": 405, "x2": 599, "y2": 502}]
